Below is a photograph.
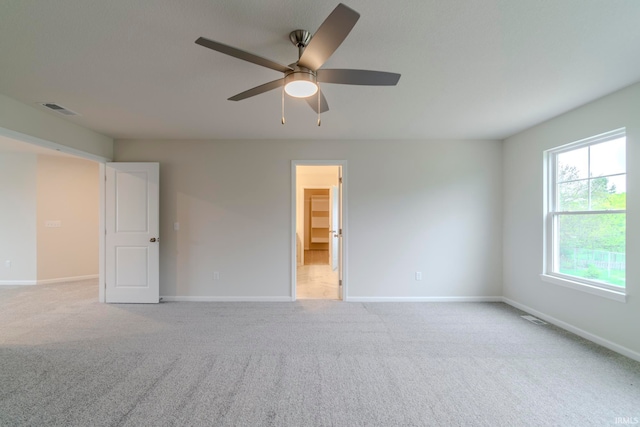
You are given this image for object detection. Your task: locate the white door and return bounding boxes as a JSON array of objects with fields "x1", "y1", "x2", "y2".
[{"x1": 105, "y1": 163, "x2": 160, "y2": 303}]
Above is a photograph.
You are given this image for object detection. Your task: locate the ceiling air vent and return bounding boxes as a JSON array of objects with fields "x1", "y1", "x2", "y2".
[{"x1": 39, "y1": 103, "x2": 80, "y2": 116}]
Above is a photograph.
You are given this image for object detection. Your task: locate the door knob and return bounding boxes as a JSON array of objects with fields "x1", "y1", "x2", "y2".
[{"x1": 150, "y1": 238, "x2": 158, "y2": 242}]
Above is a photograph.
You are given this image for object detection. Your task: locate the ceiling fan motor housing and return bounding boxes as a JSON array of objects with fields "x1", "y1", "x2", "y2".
[{"x1": 285, "y1": 66, "x2": 316, "y2": 84}]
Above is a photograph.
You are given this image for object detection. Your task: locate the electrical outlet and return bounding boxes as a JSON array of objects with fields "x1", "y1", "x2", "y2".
[
  {"x1": 174, "y1": 222, "x2": 180, "y2": 231},
  {"x1": 415, "y1": 272, "x2": 422, "y2": 281},
  {"x1": 213, "y1": 272, "x2": 220, "y2": 281}
]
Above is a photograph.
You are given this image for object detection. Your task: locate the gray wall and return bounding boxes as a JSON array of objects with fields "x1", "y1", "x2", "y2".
[
  {"x1": 503, "y1": 82, "x2": 640, "y2": 355},
  {"x1": 0, "y1": 153, "x2": 37, "y2": 284},
  {"x1": 114, "y1": 139, "x2": 504, "y2": 300}
]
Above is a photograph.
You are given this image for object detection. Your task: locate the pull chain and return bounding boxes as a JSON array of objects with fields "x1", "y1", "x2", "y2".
[
  {"x1": 281, "y1": 85, "x2": 286, "y2": 125},
  {"x1": 317, "y1": 86, "x2": 321, "y2": 127}
]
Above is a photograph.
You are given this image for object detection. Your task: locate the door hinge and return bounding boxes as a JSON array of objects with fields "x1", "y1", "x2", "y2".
[
  {"x1": 339, "y1": 228, "x2": 342, "y2": 235},
  {"x1": 339, "y1": 279, "x2": 342, "y2": 287},
  {"x1": 339, "y1": 177, "x2": 343, "y2": 184}
]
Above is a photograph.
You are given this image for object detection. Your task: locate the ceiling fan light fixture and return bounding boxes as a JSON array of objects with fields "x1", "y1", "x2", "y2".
[{"x1": 284, "y1": 69, "x2": 318, "y2": 98}]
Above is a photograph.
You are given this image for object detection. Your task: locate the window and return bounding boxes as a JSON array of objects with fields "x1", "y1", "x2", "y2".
[{"x1": 544, "y1": 129, "x2": 626, "y2": 297}]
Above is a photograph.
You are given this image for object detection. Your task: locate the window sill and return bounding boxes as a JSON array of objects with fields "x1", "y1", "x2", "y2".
[{"x1": 540, "y1": 274, "x2": 626, "y2": 302}]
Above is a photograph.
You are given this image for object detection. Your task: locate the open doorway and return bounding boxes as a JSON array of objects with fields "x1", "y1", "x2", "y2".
[
  {"x1": 292, "y1": 162, "x2": 345, "y2": 300},
  {"x1": 0, "y1": 131, "x2": 105, "y2": 300}
]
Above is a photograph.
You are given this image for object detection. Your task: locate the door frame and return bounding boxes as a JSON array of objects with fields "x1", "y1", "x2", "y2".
[
  {"x1": 0, "y1": 125, "x2": 110, "y2": 302},
  {"x1": 99, "y1": 163, "x2": 106, "y2": 302},
  {"x1": 291, "y1": 160, "x2": 347, "y2": 301}
]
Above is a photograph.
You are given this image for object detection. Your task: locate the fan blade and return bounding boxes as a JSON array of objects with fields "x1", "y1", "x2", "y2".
[
  {"x1": 228, "y1": 78, "x2": 284, "y2": 101},
  {"x1": 297, "y1": 4, "x2": 360, "y2": 71},
  {"x1": 196, "y1": 37, "x2": 293, "y2": 74},
  {"x1": 305, "y1": 90, "x2": 329, "y2": 113},
  {"x1": 317, "y1": 69, "x2": 401, "y2": 86}
]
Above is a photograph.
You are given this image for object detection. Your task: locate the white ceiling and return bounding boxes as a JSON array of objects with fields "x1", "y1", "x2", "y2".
[{"x1": 1, "y1": 0, "x2": 640, "y2": 141}]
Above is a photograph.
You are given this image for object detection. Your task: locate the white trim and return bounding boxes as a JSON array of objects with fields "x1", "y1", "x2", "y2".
[
  {"x1": 161, "y1": 296, "x2": 292, "y2": 302},
  {"x1": 540, "y1": 274, "x2": 626, "y2": 302},
  {"x1": 0, "y1": 280, "x2": 37, "y2": 286},
  {"x1": 548, "y1": 127, "x2": 626, "y2": 154},
  {"x1": 290, "y1": 162, "x2": 297, "y2": 301},
  {"x1": 98, "y1": 163, "x2": 106, "y2": 303},
  {"x1": 36, "y1": 275, "x2": 99, "y2": 285},
  {"x1": 543, "y1": 128, "x2": 627, "y2": 298},
  {"x1": 543, "y1": 149, "x2": 551, "y2": 274},
  {"x1": 291, "y1": 160, "x2": 347, "y2": 302},
  {"x1": 551, "y1": 209, "x2": 626, "y2": 216},
  {"x1": 347, "y1": 296, "x2": 504, "y2": 302},
  {"x1": 502, "y1": 297, "x2": 640, "y2": 363},
  {"x1": 0, "y1": 126, "x2": 111, "y2": 163}
]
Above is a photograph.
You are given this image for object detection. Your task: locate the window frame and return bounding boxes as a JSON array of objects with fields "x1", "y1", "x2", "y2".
[{"x1": 543, "y1": 128, "x2": 627, "y2": 301}]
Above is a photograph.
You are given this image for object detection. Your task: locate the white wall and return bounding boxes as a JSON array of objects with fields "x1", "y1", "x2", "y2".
[
  {"x1": 36, "y1": 155, "x2": 99, "y2": 281},
  {"x1": 114, "y1": 139, "x2": 503, "y2": 300},
  {"x1": 503, "y1": 82, "x2": 640, "y2": 355},
  {"x1": 0, "y1": 153, "x2": 37, "y2": 284}
]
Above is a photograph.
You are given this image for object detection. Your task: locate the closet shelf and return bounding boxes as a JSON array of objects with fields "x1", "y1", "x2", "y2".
[{"x1": 311, "y1": 217, "x2": 329, "y2": 228}]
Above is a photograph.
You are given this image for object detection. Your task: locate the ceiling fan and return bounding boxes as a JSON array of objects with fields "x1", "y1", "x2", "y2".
[{"x1": 195, "y1": 3, "x2": 400, "y2": 122}]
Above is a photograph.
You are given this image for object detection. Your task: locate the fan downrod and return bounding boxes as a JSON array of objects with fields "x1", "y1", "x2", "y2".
[{"x1": 289, "y1": 30, "x2": 312, "y2": 58}]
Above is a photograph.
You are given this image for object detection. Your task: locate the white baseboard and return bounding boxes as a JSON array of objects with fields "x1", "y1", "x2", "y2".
[
  {"x1": 346, "y1": 296, "x2": 504, "y2": 302},
  {"x1": 502, "y1": 297, "x2": 640, "y2": 363},
  {"x1": 0, "y1": 280, "x2": 37, "y2": 286},
  {"x1": 37, "y1": 275, "x2": 98, "y2": 285},
  {"x1": 162, "y1": 296, "x2": 503, "y2": 303},
  {"x1": 161, "y1": 296, "x2": 292, "y2": 302}
]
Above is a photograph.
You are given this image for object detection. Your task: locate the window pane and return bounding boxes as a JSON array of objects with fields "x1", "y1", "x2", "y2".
[
  {"x1": 590, "y1": 137, "x2": 626, "y2": 177},
  {"x1": 556, "y1": 213, "x2": 625, "y2": 287},
  {"x1": 557, "y1": 147, "x2": 588, "y2": 182},
  {"x1": 590, "y1": 174, "x2": 626, "y2": 210},
  {"x1": 558, "y1": 179, "x2": 588, "y2": 211}
]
